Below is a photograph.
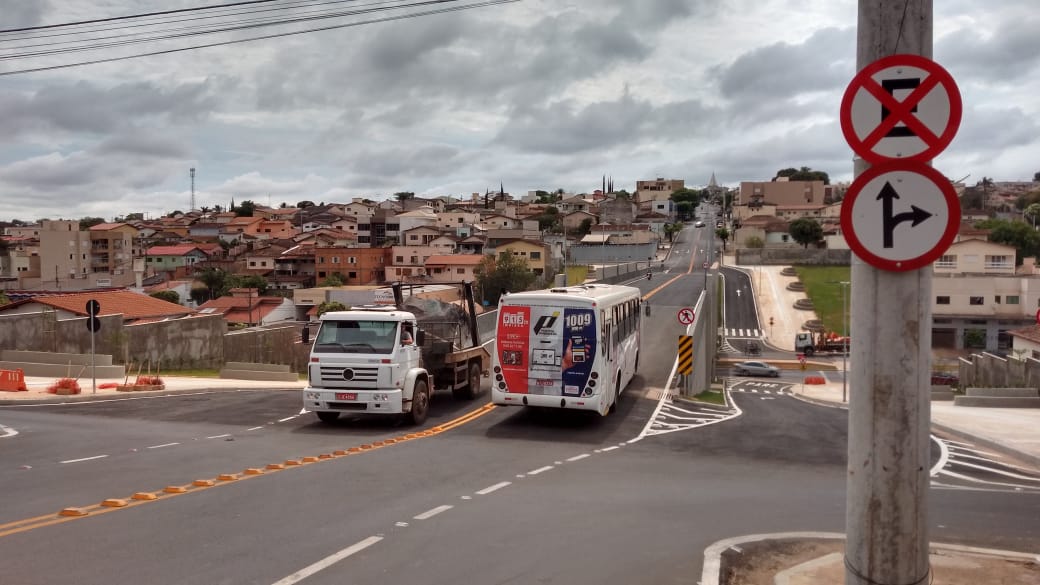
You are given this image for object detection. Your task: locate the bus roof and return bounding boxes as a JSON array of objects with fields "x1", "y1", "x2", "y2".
[{"x1": 499, "y1": 284, "x2": 641, "y2": 306}]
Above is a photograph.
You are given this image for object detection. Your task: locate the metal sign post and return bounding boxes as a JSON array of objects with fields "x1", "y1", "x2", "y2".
[{"x1": 85, "y1": 299, "x2": 101, "y2": 394}]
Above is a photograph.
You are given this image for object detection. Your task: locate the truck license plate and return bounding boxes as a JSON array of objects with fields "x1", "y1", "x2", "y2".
[{"x1": 335, "y1": 392, "x2": 357, "y2": 401}]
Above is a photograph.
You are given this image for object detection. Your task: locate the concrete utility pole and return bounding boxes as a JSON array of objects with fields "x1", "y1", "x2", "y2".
[{"x1": 846, "y1": 2, "x2": 933, "y2": 585}]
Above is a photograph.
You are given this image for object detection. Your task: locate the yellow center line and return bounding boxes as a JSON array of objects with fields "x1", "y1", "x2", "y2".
[{"x1": 0, "y1": 403, "x2": 495, "y2": 539}]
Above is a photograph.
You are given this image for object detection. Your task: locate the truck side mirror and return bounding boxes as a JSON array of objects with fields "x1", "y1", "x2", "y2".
[{"x1": 415, "y1": 329, "x2": 425, "y2": 346}]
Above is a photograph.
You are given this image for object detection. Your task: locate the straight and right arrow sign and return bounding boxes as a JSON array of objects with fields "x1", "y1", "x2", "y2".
[{"x1": 840, "y1": 161, "x2": 959, "y2": 272}]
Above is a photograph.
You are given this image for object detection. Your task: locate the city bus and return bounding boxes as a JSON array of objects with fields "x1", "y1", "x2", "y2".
[{"x1": 491, "y1": 283, "x2": 642, "y2": 415}]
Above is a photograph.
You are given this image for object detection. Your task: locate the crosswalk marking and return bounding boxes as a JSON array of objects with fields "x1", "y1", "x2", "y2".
[{"x1": 724, "y1": 328, "x2": 763, "y2": 338}]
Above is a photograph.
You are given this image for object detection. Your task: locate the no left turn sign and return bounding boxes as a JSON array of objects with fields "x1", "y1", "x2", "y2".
[
  {"x1": 840, "y1": 54, "x2": 961, "y2": 164},
  {"x1": 840, "y1": 161, "x2": 960, "y2": 272}
]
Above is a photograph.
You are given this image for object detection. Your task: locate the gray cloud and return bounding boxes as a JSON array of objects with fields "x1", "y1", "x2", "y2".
[{"x1": 938, "y1": 14, "x2": 1040, "y2": 81}]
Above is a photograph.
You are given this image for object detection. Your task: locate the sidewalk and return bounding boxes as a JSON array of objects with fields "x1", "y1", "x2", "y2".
[
  {"x1": 724, "y1": 255, "x2": 1040, "y2": 468},
  {"x1": 0, "y1": 374, "x2": 305, "y2": 402}
]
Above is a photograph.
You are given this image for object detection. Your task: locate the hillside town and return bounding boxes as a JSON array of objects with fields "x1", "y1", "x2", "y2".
[{"x1": 3, "y1": 173, "x2": 1040, "y2": 358}]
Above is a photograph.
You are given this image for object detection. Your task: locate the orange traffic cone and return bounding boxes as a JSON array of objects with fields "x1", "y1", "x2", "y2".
[{"x1": 0, "y1": 368, "x2": 27, "y2": 392}]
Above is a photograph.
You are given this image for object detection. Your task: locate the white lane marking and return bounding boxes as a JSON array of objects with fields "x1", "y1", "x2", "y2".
[
  {"x1": 937, "y1": 469, "x2": 1040, "y2": 490},
  {"x1": 930, "y1": 435, "x2": 949, "y2": 477},
  {"x1": 475, "y1": 481, "x2": 511, "y2": 495},
  {"x1": 566, "y1": 453, "x2": 590, "y2": 462},
  {"x1": 147, "y1": 442, "x2": 180, "y2": 449},
  {"x1": 0, "y1": 423, "x2": 18, "y2": 438},
  {"x1": 277, "y1": 416, "x2": 296, "y2": 423},
  {"x1": 207, "y1": 434, "x2": 231, "y2": 439},
  {"x1": 395, "y1": 522, "x2": 409, "y2": 527},
  {"x1": 0, "y1": 391, "x2": 219, "y2": 409},
  {"x1": 271, "y1": 536, "x2": 383, "y2": 585},
  {"x1": 527, "y1": 465, "x2": 554, "y2": 475},
  {"x1": 246, "y1": 426, "x2": 264, "y2": 431},
  {"x1": 60, "y1": 454, "x2": 108, "y2": 464},
  {"x1": 600, "y1": 446, "x2": 619, "y2": 452},
  {"x1": 413, "y1": 505, "x2": 453, "y2": 520},
  {"x1": 298, "y1": 408, "x2": 307, "y2": 415}
]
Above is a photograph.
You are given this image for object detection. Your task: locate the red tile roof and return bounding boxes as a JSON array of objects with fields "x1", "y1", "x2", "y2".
[
  {"x1": 89, "y1": 222, "x2": 130, "y2": 231},
  {"x1": 147, "y1": 244, "x2": 207, "y2": 256},
  {"x1": 9, "y1": 290, "x2": 195, "y2": 320}
]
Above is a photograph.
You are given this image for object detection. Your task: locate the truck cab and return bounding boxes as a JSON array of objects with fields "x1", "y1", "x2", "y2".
[{"x1": 303, "y1": 307, "x2": 429, "y2": 424}]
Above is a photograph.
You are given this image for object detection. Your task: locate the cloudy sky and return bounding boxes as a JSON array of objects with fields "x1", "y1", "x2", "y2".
[{"x1": 1, "y1": 0, "x2": 1037, "y2": 221}]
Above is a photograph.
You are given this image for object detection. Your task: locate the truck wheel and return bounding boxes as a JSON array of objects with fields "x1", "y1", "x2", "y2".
[
  {"x1": 804, "y1": 347, "x2": 815, "y2": 357},
  {"x1": 316, "y1": 411, "x2": 339, "y2": 423},
  {"x1": 452, "y1": 361, "x2": 482, "y2": 400},
  {"x1": 407, "y1": 379, "x2": 430, "y2": 425}
]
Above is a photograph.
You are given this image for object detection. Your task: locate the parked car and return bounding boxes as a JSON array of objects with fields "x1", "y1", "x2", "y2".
[
  {"x1": 733, "y1": 360, "x2": 780, "y2": 377},
  {"x1": 930, "y1": 372, "x2": 959, "y2": 387},
  {"x1": 694, "y1": 220, "x2": 705, "y2": 227}
]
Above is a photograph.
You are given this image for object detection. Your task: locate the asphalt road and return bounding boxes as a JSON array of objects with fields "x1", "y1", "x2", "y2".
[{"x1": 1, "y1": 228, "x2": 1038, "y2": 584}]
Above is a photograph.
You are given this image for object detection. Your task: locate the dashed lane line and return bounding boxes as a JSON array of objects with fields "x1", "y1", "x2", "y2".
[
  {"x1": 271, "y1": 536, "x2": 383, "y2": 585},
  {"x1": 475, "y1": 482, "x2": 511, "y2": 495},
  {"x1": 59, "y1": 455, "x2": 108, "y2": 464},
  {"x1": 413, "y1": 505, "x2": 453, "y2": 520},
  {"x1": 146, "y1": 442, "x2": 179, "y2": 449},
  {"x1": 527, "y1": 465, "x2": 554, "y2": 475}
]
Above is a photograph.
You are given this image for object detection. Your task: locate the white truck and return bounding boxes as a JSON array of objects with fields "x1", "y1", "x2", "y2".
[{"x1": 302, "y1": 282, "x2": 489, "y2": 425}]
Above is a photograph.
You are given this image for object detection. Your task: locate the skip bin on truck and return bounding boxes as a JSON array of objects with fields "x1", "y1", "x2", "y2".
[{"x1": 303, "y1": 282, "x2": 489, "y2": 425}]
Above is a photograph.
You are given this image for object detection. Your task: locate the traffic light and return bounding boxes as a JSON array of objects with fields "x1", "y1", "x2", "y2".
[{"x1": 769, "y1": 317, "x2": 774, "y2": 327}]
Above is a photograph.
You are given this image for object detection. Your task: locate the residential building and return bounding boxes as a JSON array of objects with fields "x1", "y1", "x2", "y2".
[
  {"x1": 561, "y1": 210, "x2": 598, "y2": 234},
  {"x1": 196, "y1": 287, "x2": 294, "y2": 327},
  {"x1": 146, "y1": 244, "x2": 210, "y2": 278},
  {"x1": 400, "y1": 225, "x2": 443, "y2": 246},
  {"x1": 931, "y1": 239, "x2": 1035, "y2": 352},
  {"x1": 493, "y1": 239, "x2": 550, "y2": 276},
  {"x1": 387, "y1": 245, "x2": 438, "y2": 282},
  {"x1": 597, "y1": 197, "x2": 636, "y2": 225},
  {"x1": 88, "y1": 223, "x2": 138, "y2": 282},
  {"x1": 1008, "y1": 325, "x2": 1040, "y2": 359},
  {"x1": 256, "y1": 219, "x2": 296, "y2": 240},
  {"x1": 314, "y1": 246, "x2": 388, "y2": 285},
  {"x1": 424, "y1": 254, "x2": 483, "y2": 282},
  {"x1": 37, "y1": 220, "x2": 93, "y2": 290},
  {"x1": 436, "y1": 211, "x2": 481, "y2": 231},
  {"x1": 358, "y1": 209, "x2": 400, "y2": 246},
  {"x1": 738, "y1": 180, "x2": 826, "y2": 207}
]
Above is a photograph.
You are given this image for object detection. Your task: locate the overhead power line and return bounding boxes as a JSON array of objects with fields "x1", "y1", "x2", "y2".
[
  {"x1": 0, "y1": 0, "x2": 284, "y2": 34},
  {"x1": 0, "y1": 0, "x2": 518, "y2": 76}
]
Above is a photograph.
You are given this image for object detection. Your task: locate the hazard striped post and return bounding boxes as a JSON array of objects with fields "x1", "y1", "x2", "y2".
[{"x1": 677, "y1": 334, "x2": 693, "y2": 397}]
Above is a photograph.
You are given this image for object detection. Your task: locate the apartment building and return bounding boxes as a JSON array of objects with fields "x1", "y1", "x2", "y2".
[
  {"x1": 931, "y1": 238, "x2": 1036, "y2": 352},
  {"x1": 314, "y1": 246, "x2": 388, "y2": 285},
  {"x1": 88, "y1": 223, "x2": 138, "y2": 280},
  {"x1": 738, "y1": 180, "x2": 826, "y2": 207}
]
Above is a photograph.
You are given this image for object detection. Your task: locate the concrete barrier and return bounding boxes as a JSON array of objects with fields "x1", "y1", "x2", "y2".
[
  {"x1": 930, "y1": 385, "x2": 955, "y2": 401},
  {"x1": 964, "y1": 387, "x2": 1038, "y2": 398},
  {"x1": 1, "y1": 350, "x2": 113, "y2": 367},
  {"x1": 0, "y1": 360, "x2": 125, "y2": 378}
]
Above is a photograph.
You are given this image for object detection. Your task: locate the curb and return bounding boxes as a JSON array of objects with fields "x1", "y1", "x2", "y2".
[
  {"x1": 0, "y1": 383, "x2": 303, "y2": 405},
  {"x1": 930, "y1": 420, "x2": 1040, "y2": 470},
  {"x1": 700, "y1": 532, "x2": 1039, "y2": 585}
]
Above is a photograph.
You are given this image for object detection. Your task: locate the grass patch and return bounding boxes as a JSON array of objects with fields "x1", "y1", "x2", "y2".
[
  {"x1": 792, "y1": 265, "x2": 851, "y2": 334},
  {"x1": 692, "y1": 389, "x2": 727, "y2": 405},
  {"x1": 153, "y1": 368, "x2": 222, "y2": 377}
]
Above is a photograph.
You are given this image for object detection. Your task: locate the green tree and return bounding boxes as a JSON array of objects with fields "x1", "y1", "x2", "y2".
[
  {"x1": 195, "y1": 267, "x2": 227, "y2": 301},
  {"x1": 476, "y1": 252, "x2": 537, "y2": 306},
  {"x1": 79, "y1": 217, "x2": 106, "y2": 230},
  {"x1": 788, "y1": 218, "x2": 824, "y2": 248},
  {"x1": 716, "y1": 227, "x2": 730, "y2": 251},
  {"x1": 663, "y1": 222, "x2": 683, "y2": 243},
  {"x1": 1034, "y1": 171, "x2": 1040, "y2": 182},
  {"x1": 316, "y1": 301, "x2": 347, "y2": 317},
  {"x1": 535, "y1": 206, "x2": 560, "y2": 231},
  {"x1": 1025, "y1": 203, "x2": 1040, "y2": 228},
  {"x1": 0, "y1": 291, "x2": 10, "y2": 306},
  {"x1": 669, "y1": 188, "x2": 703, "y2": 206},
  {"x1": 234, "y1": 200, "x2": 256, "y2": 217},
  {"x1": 676, "y1": 201, "x2": 694, "y2": 221},
  {"x1": 150, "y1": 290, "x2": 180, "y2": 304},
  {"x1": 745, "y1": 235, "x2": 765, "y2": 248},
  {"x1": 576, "y1": 218, "x2": 594, "y2": 237},
  {"x1": 227, "y1": 273, "x2": 269, "y2": 296},
  {"x1": 296, "y1": 200, "x2": 316, "y2": 208},
  {"x1": 320, "y1": 272, "x2": 346, "y2": 287},
  {"x1": 776, "y1": 166, "x2": 830, "y2": 184},
  {"x1": 975, "y1": 218, "x2": 1038, "y2": 264},
  {"x1": 615, "y1": 189, "x2": 631, "y2": 199},
  {"x1": 395, "y1": 192, "x2": 415, "y2": 203}
]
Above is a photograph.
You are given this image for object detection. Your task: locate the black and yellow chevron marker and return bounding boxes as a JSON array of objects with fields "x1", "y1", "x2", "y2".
[{"x1": 678, "y1": 335, "x2": 693, "y2": 375}]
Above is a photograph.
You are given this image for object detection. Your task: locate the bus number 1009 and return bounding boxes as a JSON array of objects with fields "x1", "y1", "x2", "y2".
[{"x1": 565, "y1": 313, "x2": 591, "y2": 327}]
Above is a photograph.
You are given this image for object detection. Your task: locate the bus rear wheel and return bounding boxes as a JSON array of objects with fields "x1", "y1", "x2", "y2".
[{"x1": 609, "y1": 374, "x2": 621, "y2": 413}]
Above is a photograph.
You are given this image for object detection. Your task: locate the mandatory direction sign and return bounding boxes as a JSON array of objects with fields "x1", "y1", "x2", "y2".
[
  {"x1": 840, "y1": 161, "x2": 960, "y2": 272},
  {"x1": 840, "y1": 54, "x2": 961, "y2": 164}
]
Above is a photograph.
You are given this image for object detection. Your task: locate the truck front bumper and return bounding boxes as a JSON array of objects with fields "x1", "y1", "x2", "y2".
[{"x1": 303, "y1": 387, "x2": 405, "y2": 415}]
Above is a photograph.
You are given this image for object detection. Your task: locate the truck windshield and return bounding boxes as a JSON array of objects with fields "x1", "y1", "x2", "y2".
[{"x1": 314, "y1": 320, "x2": 398, "y2": 354}]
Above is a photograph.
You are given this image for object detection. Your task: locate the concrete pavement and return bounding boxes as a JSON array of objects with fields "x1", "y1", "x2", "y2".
[{"x1": 724, "y1": 255, "x2": 1040, "y2": 468}]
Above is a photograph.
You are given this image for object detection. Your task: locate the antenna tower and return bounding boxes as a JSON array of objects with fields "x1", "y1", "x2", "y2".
[{"x1": 190, "y1": 167, "x2": 196, "y2": 211}]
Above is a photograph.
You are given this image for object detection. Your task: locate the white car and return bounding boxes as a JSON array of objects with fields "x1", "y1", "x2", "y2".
[
  {"x1": 694, "y1": 220, "x2": 705, "y2": 227},
  {"x1": 733, "y1": 361, "x2": 781, "y2": 377}
]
